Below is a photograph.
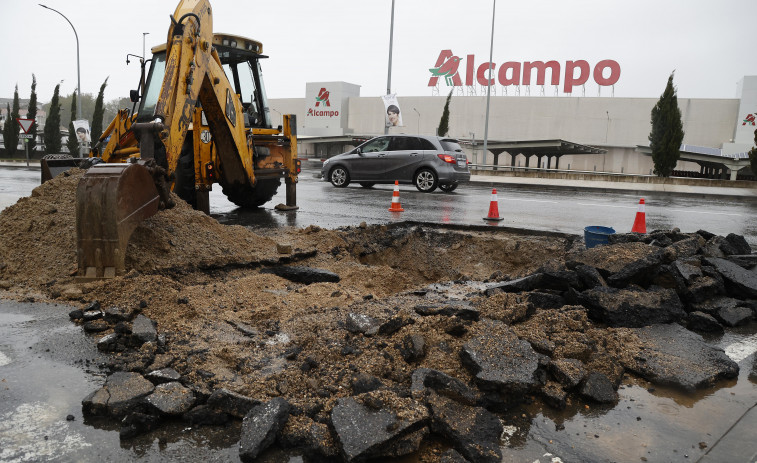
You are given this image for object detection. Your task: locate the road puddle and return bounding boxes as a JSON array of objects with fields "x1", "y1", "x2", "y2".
[
  {"x1": 1, "y1": 297, "x2": 756, "y2": 462},
  {"x1": 500, "y1": 321, "x2": 757, "y2": 463}
]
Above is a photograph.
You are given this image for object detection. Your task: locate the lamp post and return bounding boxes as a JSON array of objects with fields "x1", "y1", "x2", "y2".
[
  {"x1": 143, "y1": 32, "x2": 149, "y2": 62},
  {"x1": 482, "y1": 0, "x2": 496, "y2": 162},
  {"x1": 384, "y1": 0, "x2": 395, "y2": 135},
  {"x1": 469, "y1": 132, "x2": 476, "y2": 165},
  {"x1": 40, "y1": 4, "x2": 83, "y2": 154},
  {"x1": 413, "y1": 108, "x2": 420, "y2": 134}
]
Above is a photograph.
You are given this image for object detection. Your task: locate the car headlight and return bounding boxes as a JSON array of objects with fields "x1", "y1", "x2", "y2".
[{"x1": 323, "y1": 159, "x2": 330, "y2": 166}]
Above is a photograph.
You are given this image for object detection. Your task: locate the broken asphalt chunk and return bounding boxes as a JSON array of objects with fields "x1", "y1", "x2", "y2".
[
  {"x1": 331, "y1": 395, "x2": 428, "y2": 462},
  {"x1": 239, "y1": 398, "x2": 291, "y2": 462},
  {"x1": 578, "y1": 286, "x2": 685, "y2": 327},
  {"x1": 261, "y1": 266, "x2": 340, "y2": 284},
  {"x1": 460, "y1": 321, "x2": 545, "y2": 394},
  {"x1": 624, "y1": 324, "x2": 739, "y2": 392}
]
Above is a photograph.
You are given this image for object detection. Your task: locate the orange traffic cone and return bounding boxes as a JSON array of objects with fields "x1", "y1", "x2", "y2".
[
  {"x1": 388, "y1": 181, "x2": 404, "y2": 212},
  {"x1": 631, "y1": 198, "x2": 646, "y2": 233},
  {"x1": 483, "y1": 188, "x2": 504, "y2": 221}
]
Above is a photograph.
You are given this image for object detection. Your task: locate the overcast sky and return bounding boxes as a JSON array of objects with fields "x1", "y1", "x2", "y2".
[{"x1": 2, "y1": 0, "x2": 756, "y2": 105}]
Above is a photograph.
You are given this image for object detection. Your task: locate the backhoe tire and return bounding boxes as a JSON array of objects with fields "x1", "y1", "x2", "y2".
[
  {"x1": 222, "y1": 178, "x2": 281, "y2": 208},
  {"x1": 174, "y1": 139, "x2": 197, "y2": 208}
]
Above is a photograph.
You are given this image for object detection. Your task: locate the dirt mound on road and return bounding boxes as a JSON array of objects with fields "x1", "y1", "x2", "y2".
[{"x1": 0, "y1": 168, "x2": 586, "y2": 460}]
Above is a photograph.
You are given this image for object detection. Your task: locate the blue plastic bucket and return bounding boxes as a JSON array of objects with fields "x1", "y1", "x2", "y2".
[{"x1": 584, "y1": 226, "x2": 616, "y2": 249}]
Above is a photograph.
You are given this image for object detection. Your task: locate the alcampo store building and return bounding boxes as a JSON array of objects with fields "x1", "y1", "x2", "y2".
[{"x1": 268, "y1": 70, "x2": 757, "y2": 182}]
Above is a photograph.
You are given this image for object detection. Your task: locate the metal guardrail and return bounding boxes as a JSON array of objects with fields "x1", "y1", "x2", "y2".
[{"x1": 468, "y1": 164, "x2": 654, "y2": 178}]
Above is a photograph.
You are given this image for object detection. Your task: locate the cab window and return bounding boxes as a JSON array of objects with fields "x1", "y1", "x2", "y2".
[
  {"x1": 138, "y1": 52, "x2": 166, "y2": 121},
  {"x1": 222, "y1": 60, "x2": 270, "y2": 128}
]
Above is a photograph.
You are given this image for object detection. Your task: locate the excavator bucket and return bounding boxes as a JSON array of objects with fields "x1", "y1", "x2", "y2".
[
  {"x1": 75, "y1": 163, "x2": 161, "y2": 281},
  {"x1": 41, "y1": 156, "x2": 89, "y2": 183}
]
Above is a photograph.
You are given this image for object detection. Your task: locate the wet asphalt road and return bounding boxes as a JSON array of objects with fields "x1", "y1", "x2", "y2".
[
  {"x1": 218, "y1": 165, "x2": 757, "y2": 247},
  {"x1": 1, "y1": 165, "x2": 757, "y2": 462},
  {"x1": 3, "y1": 165, "x2": 757, "y2": 246}
]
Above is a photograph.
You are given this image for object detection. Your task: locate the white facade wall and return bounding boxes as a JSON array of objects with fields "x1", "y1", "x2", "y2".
[{"x1": 270, "y1": 91, "x2": 743, "y2": 175}]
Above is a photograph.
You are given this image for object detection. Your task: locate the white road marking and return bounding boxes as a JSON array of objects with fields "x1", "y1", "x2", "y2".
[
  {"x1": 502, "y1": 198, "x2": 560, "y2": 204},
  {"x1": 577, "y1": 203, "x2": 637, "y2": 209},
  {"x1": 574, "y1": 203, "x2": 744, "y2": 216},
  {"x1": 667, "y1": 209, "x2": 743, "y2": 216}
]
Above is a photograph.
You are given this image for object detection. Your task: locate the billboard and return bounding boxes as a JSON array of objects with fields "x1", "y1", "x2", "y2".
[
  {"x1": 72, "y1": 120, "x2": 91, "y2": 143},
  {"x1": 381, "y1": 93, "x2": 403, "y2": 127}
]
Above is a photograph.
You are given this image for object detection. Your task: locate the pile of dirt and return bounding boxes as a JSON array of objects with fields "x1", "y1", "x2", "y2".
[
  {"x1": 0, "y1": 169, "x2": 613, "y2": 459},
  {"x1": 0, "y1": 171, "x2": 568, "y2": 387}
]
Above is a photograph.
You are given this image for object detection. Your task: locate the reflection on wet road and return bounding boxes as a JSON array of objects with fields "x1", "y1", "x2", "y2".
[
  {"x1": 0, "y1": 300, "x2": 243, "y2": 462},
  {"x1": 4, "y1": 166, "x2": 757, "y2": 246},
  {"x1": 211, "y1": 167, "x2": 757, "y2": 247}
]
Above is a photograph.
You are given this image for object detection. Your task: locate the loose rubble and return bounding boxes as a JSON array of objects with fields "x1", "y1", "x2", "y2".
[{"x1": 0, "y1": 170, "x2": 755, "y2": 462}]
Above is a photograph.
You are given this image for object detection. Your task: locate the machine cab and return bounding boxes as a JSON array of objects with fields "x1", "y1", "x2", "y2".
[{"x1": 137, "y1": 33, "x2": 272, "y2": 129}]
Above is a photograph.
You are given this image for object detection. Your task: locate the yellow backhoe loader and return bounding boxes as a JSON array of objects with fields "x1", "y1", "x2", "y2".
[{"x1": 49, "y1": 0, "x2": 300, "y2": 281}]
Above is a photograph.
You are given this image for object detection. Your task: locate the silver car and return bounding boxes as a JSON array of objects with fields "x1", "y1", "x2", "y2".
[{"x1": 320, "y1": 135, "x2": 470, "y2": 192}]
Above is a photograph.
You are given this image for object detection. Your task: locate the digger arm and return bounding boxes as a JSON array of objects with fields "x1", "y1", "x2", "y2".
[
  {"x1": 73, "y1": 0, "x2": 255, "y2": 281},
  {"x1": 150, "y1": 0, "x2": 252, "y2": 187}
]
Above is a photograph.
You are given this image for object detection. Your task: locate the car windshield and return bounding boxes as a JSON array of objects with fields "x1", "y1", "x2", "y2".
[{"x1": 440, "y1": 139, "x2": 463, "y2": 152}]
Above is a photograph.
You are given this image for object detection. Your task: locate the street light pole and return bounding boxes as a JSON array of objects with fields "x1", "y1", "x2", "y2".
[
  {"x1": 143, "y1": 32, "x2": 149, "y2": 63},
  {"x1": 482, "y1": 0, "x2": 496, "y2": 164},
  {"x1": 384, "y1": 0, "x2": 395, "y2": 135},
  {"x1": 40, "y1": 4, "x2": 83, "y2": 154}
]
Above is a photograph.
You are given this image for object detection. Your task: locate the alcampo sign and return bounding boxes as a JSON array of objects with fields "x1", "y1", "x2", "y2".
[
  {"x1": 428, "y1": 50, "x2": 621, "y2": 94},
  {"x1": 307, "y1": 87, "x2": 340, "y2": 118}
]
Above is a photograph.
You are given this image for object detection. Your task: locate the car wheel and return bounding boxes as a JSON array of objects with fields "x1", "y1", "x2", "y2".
[
  {"x1": 439, "y1": 183, "x2": 458, "y2": 193},
  {"x1": 359, "y1": 182, "x2": 375, "y2": 188},
  {"x1": 329, "y1": 166, "x2": 350, "y2": 187},
  {"x1": 414, "y1": 168, "x2": 438, "y2": 192}
]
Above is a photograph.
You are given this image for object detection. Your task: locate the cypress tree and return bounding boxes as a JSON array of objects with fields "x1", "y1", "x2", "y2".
[
  {"x1": 43, "y1": 84, "x2": 62, "y2": 155},
  {"x1": 66, "y1": 92, "x2": 78, "y2": 155},
  {"x1": 749, "y1": 127, "x2": 757, "y2": 178},
  {"x1": 2, "y1": 103, "x2": 10, "y2": 155},
  {"x1": 437, "y1": 89, "x2": 453, "y2": 137},
  {"x1": 27, "y1": 75, "x2": 38, "y2": 153},
  {"x1": 649, "y1": 72, "x2": 685, "y2": 177},
  {"x1": 3, "y1": 85, "x2": 20, "y2": 157},
  {"x1": 91, "y1": 78, "x2": 108, "y2": 144}
]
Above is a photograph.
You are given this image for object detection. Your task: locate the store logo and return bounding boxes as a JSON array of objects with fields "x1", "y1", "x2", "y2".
[
  {"x1": 315, "y1": 88, "x2": 330, "y2": 107},
  {"x1": 429, "y1": 55, "x2": 462, "y2": 87},
  {"x1": 743, "y1": 113, "x2": 756, "y2": 126},
  {"x1": 428, "y1": 50, "x2": 621, "y2": 94}
]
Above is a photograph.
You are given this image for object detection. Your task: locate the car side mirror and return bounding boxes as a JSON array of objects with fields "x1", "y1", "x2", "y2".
[
  {"x1": 355, "y1": 147, "x2": 362, "y2": 155},
  {"x1": 129, "y1": 90, "x2": 140, "y2": 103}
]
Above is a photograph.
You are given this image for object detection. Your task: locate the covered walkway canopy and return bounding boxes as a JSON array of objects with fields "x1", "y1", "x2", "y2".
[
  {"x1": 635, "y1": 144, "x2": 752, "y2": 180},
  {"x1": 462, "y1": 138, "x2": 606, "y2": 169},
  {"x1": 298, "y1": 135, "x2": 607, "y2": 169}
]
